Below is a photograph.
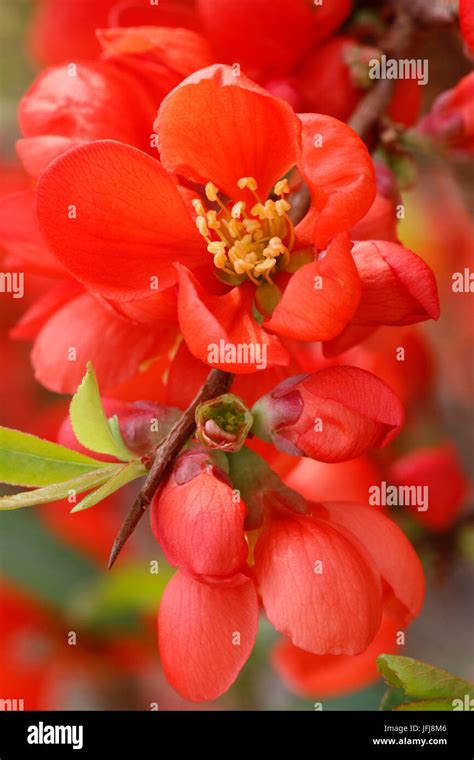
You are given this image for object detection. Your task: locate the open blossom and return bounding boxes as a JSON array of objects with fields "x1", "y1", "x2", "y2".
[
  {"x1": 149, "y1": 435, "x2": 424, "y2": 701},
  {"x1": 35, "y1": 64, "x2": 376, "y2": 382}
]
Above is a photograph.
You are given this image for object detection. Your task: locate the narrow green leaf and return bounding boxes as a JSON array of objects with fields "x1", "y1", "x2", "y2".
[
  {"x1": 0, "y1": 426, "x2": 107, "y2": 487},
  {"x1": 377, "y1": 655, "x2": 474, "y2": 701},
  {"x1": 0, "y1": 466, "x2": 123, "y2": 510},
  {"x1": 71, "y1": 461, "x2": 146, "y2": 513},
  {"x1": 69, "y1": 362, "x2": 134, "y2": 461}
]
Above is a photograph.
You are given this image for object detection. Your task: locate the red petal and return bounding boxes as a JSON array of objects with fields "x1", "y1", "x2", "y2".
[
  {"x1": 265, "y1": 233, "x2": 361, "y2": 341},
  {"x1": 37, "y1": 141, "x2": 204, "y2": 299},
  {"x1": 0, "y1": 191, "x2": 65, "y2": 277},
  {"x1": 156, "y1": 64, "x2": 301, "y2": 203},
  {"x1": 316, "y1": 502, "x2": 425, "y2": 623},
  {"x1": 31, "y1": 292, "x2": 175, "y2": 393},
  {"x1": 151, "y1": 460, "x2": 248, "y2": 577},
  {"x1": 197, "y1": 0, "x2": 351, "y2": 81},
  {"x1": 158, "y1": 571, "x2": 259, "y2": 701},
  {"x1": 285, "y1": 456, "x2": 382, "y2": 505},
  {"x1": 296, "y1": 113, "x2": 376, "y2": 248},
  {"x1": 98, "y1": 26, "x2": 213, "y2": 78},
  {"x1": 176, "y1": 265, "x2": 289, "y2": 374},
  {"x1": 460, "y1": 0, "x2": 474, "y2": 51},
  {"x1": 10, "y1": 280, "x2": 83, "y2": 341},
  {"x1": 255, "y1": 509, "x2": 382, "y2": 654},
  {"x1": 17, "y1": 136, "x2": 84, "y2": 178},
  {"x1": 272, "y1": 612, "x2": 401, "y2": 698},
  {"x1": 388, "y1": 445, "x2": 468, "y2": 532},
  {"x1": 350, "y1": 240, "x2": 440, "y2": 325},
  {"x1": 19, "y1": 62, "x2": 156, "y2": 154}
]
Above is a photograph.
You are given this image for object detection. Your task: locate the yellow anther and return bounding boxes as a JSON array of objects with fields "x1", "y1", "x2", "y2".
[
  {"x1": 254, "y1": 258, "x2": 276, "y2": 275},
  {"x1": 275, "y1": 198, "x2": 291, "y2": 216},
  {"x1": 192, "y1": 198, "x2": 205, "y2": 215},
  {"x1": 228, "y1": 218, "x2": 243, "y2": 238},
  {"x1": 206, "y1": 210, "x2": 220, "y2": 230},
  {"x1": 213, "y1": 251, "x2": 228, "y2": 269},
  {"x1": 250, "y1": 203, "x2": 267, "y2": 219},
  {"x1": 237, "y1": 176, "x2": 258, "y2": 191},
  {"x1": 242, "y1": 219, "x2": 261, "y2": 233},
  {"x1": 207, "y1": 241, "x2": 227, "y2": 254},
  {"x1": 274, "y1": 179, "x2": 290, "y2": 196},
  {"x1": 231, "y1": 201, "x2": 246, "y2": 219},
  {"x1": 205, "y1": 182, "x2": 219, "y2": 202},
  {"x1": 263, "y1": 200, "x2": 277, "y2": 219},
  {"x1": 253, "y1": 229, "x2": 265, "y2": 242},
  {"x1": 196, "y1": 216, "x2": 210, "y2": 237}
]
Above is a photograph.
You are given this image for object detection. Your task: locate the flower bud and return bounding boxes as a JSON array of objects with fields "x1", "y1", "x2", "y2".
[
  {"x1": 195, "y1": 393, "x2": 253, "y2": 453},
  {"x1": 252, "y1": 366, "x2": 404, "y2": 463},
  {"x1": 417, "y1": 72, "x2": 474, "y2": 156},
  {"x1": 151, "y1": 447, "x2": 248, "y2": 577}
]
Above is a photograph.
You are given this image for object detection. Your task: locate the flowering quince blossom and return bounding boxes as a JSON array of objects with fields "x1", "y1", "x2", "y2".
[
  {"x1": 3, "y1": 0, "x2": 470, "y2": 713},
  {"x1": 33, "y1": 64, "x2": 440, "y2": 392},
  {"x1": 150, "y1": 441, "x2": 424, "y2": 700}
]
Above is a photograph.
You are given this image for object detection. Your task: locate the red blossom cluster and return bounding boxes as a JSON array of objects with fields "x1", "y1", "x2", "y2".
[{"x1": 0, "y1": 0, "x2": 471, "y2": 705}]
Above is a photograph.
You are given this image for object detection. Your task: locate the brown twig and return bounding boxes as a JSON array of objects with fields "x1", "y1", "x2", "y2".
[
  {"x1": 348, "y1": 8, "x2": 415, "y2": 142},
  {"x1": 107, "y1": 368, "x2": 233, "y2": 568}
]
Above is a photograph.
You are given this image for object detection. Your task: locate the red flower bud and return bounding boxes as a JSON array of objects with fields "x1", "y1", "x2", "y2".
[
  {"x1": 195, "y1": 393, "x2": 253, "y2": 453},
  {"x1": 388, "y1": 444, "x2": 468, "y2": 532},
  {"x1": 252, "y1": 366, "x2": 404, "y2": 462},
  {"x1": 151, "y1": 447, "x2": 248, "y2": 577},
  {"x1": 417, "y1": 72, "x2": 474, "y2": 156}
]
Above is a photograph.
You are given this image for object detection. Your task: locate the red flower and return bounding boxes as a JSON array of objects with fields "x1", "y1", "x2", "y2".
[
  {"x1": 150, "y1": 447, "x2": 248, "y2": 577},
  {"x1": 252, "y1": 366, "x2": 404, "y2": 462},
  {"x1": 37, "y1": 65, "x2": 376, "y2": 376},
  {"x1": 417, "y1": 72, "x2": 474, "y2": 157},
  {"x1": 388, "y1": 444, "x2": 469, "y2": 532},
  {"x1": 28, "y1": 0, "x2": 200, "y2": 65},
  {"x1": 254, "y1": 499, "x2": 424, "y2": 654}
]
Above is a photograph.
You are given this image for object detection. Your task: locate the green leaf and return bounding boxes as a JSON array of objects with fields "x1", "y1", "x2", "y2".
[
  {"x1": 69, "y1": 362, "x2": 134, "y2": 462},
  {"x1": 0, "y1": 426, "x2": 107, "y2": 487},
  {"x1": 0, "y1": 465, "x2": 123, "y2": 510},
  {"x1": 71, "y1": 461, "x2": 146, "y2": 513},
  {"x1": 377, "y1": 655, "x2": 474, "y2": 702},
  {"x1": 108, "y1": 414, "x2": 135, "y2": 460}
]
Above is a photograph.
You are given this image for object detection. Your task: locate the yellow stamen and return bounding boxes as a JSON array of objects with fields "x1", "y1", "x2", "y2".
[
  {"x1": 274, "y1": 179, "x2": 290, "y2": 197},
  {"x1": 192, "y1": 198, "x2": 205, "y2": 215},
  {"x1": 194, "y1": 176, "x2": 296, "y2": 285}
]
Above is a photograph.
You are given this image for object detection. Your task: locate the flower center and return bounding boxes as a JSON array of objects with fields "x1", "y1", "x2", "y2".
[{"x1": 193, "y1": 177, "x2": 295, "y2": 285}]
